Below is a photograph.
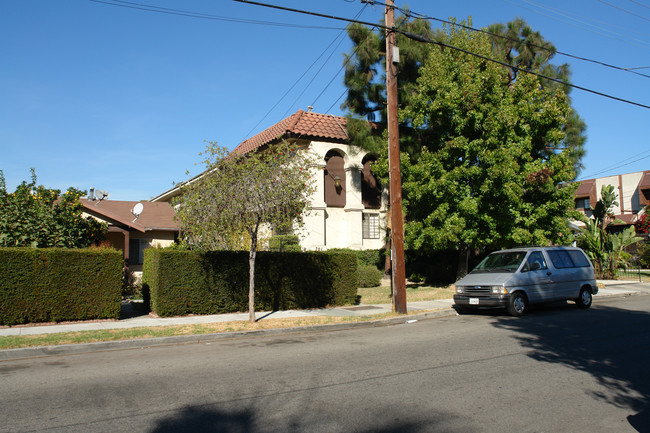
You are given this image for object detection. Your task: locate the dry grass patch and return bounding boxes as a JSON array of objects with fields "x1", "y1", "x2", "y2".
[
  {"x1": 0, "y1": 314, "x2": 405, "y2": 350},
  {"x1": 356, "y1": 283, "x2": 455, "y2": 304}
]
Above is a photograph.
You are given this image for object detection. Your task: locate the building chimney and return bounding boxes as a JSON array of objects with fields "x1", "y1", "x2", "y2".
[{"x1": 88, "y1": 187, "x2": 95, "y2": 201}]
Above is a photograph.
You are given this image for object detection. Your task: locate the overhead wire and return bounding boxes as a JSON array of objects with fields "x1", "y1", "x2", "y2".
[
  {"x1": 234, "y1": 0, "x2": 650, "y2": 110},
  {"x1": 279, "y1": 29, "x2": 349, "y2": 119},
  {"x1": 91, "y1": 0, "x2": 367, "y2": 145},
  {"x1": 88, "y1": 0, "x2": 346, "y2": 30},
  {"x1": 598, "y1": 0, "x2": 650, "y2": 22},
  {"x1": 629, "y1": 0, "x2": 650, "y2": 10},
  {"x1": 241, "y1": 23, "x2": 351, "y2": 142},
  {"x1": 239, "y1": 3, "x2": 372, "y2": 148},
  {"x1": 515, "y1": 0, "x2": 650, "y2": 49},
  {"x1": 370, "y1": 0, "x2": 650, "y2": 79},
  {"x1": 578, "y1": 149, "x2": 650, "y2": 180}
]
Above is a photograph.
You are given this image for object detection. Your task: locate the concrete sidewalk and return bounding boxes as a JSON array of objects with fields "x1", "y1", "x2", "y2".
[{"x1": 1, "y1": 280, "x2": 648, "y2": 338}]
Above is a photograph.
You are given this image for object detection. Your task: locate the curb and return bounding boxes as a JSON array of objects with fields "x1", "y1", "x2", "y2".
[
  {"x1": 0, "y1": 308, "x2": 458, "y2": 361},
  {"x1": 2, "y1": 287, "x2": 647, "y2": 362}
]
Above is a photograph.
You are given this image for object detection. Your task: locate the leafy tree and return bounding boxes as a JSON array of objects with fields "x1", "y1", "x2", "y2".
[
  {"x1": 368, "y1": 23, "x2": 580, "y2": 277},
  {"x1": 344, "y1": 16, "x2": 588, "y2": 277},
  {"x1": 342, "y1": 17, "x2": 435, "y2": 123},
  {"x1": 173, "y1": 141, "x2": 316, "y2": 322},
  {"x1": 0, "y1": 169, "x2": 107, "y2": 248},
  {"x1": 487, "y1": 18, "x2": 586, "y2": 173},
  {"x1": 343, "y1": 16, "x2": 585, "y2": 171}
]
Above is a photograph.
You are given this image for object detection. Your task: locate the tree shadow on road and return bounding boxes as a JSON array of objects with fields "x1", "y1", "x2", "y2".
[
  {"x1": 492, "y1": 300, "x2": 650, "y2": 432},
  {"x1": 148, "y1": 403, "x2": 467, "y2": 433}
]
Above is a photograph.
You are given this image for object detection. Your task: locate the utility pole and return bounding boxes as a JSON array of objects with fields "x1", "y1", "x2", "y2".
[{"x1": 385, "y1": 0, "x2": 407, "y2": 314}]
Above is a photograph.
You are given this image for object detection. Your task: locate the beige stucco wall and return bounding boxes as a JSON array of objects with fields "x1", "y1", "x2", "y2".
[
  {"x1": 595, "y1": 171, "x2": 645, "y2": 215},
  {"x1": 298, "y1": 140, "x2": 387, "y2": 251}
]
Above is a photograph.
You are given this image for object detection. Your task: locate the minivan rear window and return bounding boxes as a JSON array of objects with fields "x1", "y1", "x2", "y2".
[
  {"x1": 567, "y1": 250, "x2": 591, "y2": 267},
  {"x1": 547, "y1": 250, "x2": 574, "y2": 269}
]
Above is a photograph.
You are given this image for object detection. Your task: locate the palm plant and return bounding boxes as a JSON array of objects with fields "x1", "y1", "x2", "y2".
[{"x1": 579, "y1": 185, "x2": 642, "y2": 278}]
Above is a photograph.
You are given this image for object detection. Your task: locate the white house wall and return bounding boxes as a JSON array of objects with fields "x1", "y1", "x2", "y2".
[
  {"x1": 298, "y1": 140, "x2": 387, "y2": 251},
  {"x1": 595, "y1": 172, "x2": 645, "y2": 215}
]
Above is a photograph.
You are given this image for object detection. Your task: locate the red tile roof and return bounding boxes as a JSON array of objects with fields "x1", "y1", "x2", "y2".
[
  {"x1": 232, "y1": 110, "x2": 349, "y2": 155},
  {"x1": 80, "y1": 199, "x2": 179, "y2": 232}
]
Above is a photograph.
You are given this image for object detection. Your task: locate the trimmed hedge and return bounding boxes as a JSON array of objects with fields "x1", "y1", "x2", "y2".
[
  {"x1": 143, "y1": 249, "x2": 359, "y2": 317},
  {"x1": 358, "y1": 264, "x2": 383, "y2": 287},
  {"x1": 268, "y1": 235, "x2": 301, "y2": 252},
  {"x1": 0, "y1": 247, "x2": 122, "y2": 325},
  {"x1": 329, "y1": 248, "x2": 385, "y2": 269}
]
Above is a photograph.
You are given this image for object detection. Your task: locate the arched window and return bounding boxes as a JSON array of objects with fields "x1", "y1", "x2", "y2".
[
  {"x1": 324, "y1": 150, "x2": 345, "y2": 207},
  {"x1": 361, "y1": 155, "x2": 381, "y2": 209}
]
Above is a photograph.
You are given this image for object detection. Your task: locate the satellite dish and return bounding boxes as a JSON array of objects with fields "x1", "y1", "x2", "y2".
[
  {"x1": 131, "y1": 203, "x2": 144, "y2": 222},
  {"x1": 94, "y1": 189, "x2": 110, "y2": 205}
]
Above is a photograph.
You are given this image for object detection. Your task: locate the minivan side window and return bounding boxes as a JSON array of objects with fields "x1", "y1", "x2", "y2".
[
  {"x1": 547, "y1": 250, "x2": 574, "y2": 269},
  {"x1": 567, "y1": 250, "x2": 591, "y2": 267},
  {"x1": 525, "y1": 251, "x2": 548, "y2": 271}
]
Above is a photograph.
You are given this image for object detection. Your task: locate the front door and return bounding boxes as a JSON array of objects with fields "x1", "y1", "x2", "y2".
[{"x1": 521, "y1": 250, "x2": 554, "y2": 302}]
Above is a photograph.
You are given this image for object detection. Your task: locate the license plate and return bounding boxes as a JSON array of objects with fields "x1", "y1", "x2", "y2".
[{"x1": 469, "y1": 298, "x2": 479, "y2": 305}]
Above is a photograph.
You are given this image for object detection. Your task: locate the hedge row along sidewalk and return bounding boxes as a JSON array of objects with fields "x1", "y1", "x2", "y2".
[
  {"x1": 1, "y1": 281, "x2": 647, "y2": 357},
  {"x1": 0, "y1": 299, "x2": 458, "y2": 355}
]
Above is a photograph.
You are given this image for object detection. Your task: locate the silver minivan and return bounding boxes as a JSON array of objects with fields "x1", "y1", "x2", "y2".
[{"x1": 453, "y1": 246, "x2": 598, "y2": 316}]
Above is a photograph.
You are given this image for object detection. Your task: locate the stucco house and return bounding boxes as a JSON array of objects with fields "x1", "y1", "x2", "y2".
[
  {"x1": 80, "y1": 194, "x2": 179, "y2": 275},
  {"x1": 151, "y1": 109, "x2": 388, "y2": 251},
  {"x1": 574, "y1": 169, "x2": 650, "y2": 231}
]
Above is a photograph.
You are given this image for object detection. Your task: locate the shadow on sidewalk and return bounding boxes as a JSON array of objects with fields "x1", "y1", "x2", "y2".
[{"x1": 120, "y1": 301, "x2": 149, "y2": 320}]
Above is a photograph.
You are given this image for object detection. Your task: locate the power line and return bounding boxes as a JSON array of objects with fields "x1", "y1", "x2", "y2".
[
  {"x1": 244, "y1": 4, "x2": 368, "y2": 141},
  {"x1": 578, "y1": 149, "x2": 650, "y2": 179},
  {"x1": 280, "y1": 30, "x2": 349, "y2": 119},
  {"x1": 241, "y1": 26, "x2": 348, "y2": 143},
  {"x1": 630, "y1": 0, "x2": 650, "y2": 11},
  {"x1": 599, "y1": 0, "x2": 650, "y2": 22},
  {"x1": 516, "y1": 0, "x2": 650, "y2": 49},
  {"x1": 89, "y1": 0, "x2": 346, "y2": 30},
  {"x1": 371, "y1": 0, "x2": 650, "y2": 79},
  {"x1": 234, "y1": 0, "x2": 650, "y2": 110}
]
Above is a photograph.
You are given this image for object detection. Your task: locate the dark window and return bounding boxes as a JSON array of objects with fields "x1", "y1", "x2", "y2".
[
  {"x1": 567, "y1": 250, "x2": 591, "y2": 267},
  {"x1": 361, "y1": 155, "x2": 381, "y2": 209},
  {"x1": 324, "y1": 151, "x2": 345, "y2": 207},
  {"x1": 362, "y1": 214, "x2": 380, "y2": 239},
  {"x1": 128, "y1": 239, "x2": 151, "y2": 265},
  {"x1": 575, "y1": 197, "x2": 590, "y2": 210},
  {"x1": 525, "y1": 251, "x2": 548, "y2": 270},
  {"x1": 547, "y1": 250, "x2": 575, "y2": 269}
]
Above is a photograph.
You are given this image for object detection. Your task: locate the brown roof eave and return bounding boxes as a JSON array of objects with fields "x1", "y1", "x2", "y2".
[
  {"x1": 639, "y1": 171, "x2": 650, "y2": 190},
  {"x1": 82, "y1": 202, "x2": 147, "y2": 233}
]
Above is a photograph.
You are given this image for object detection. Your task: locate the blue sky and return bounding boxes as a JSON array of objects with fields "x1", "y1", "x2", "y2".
[{"x1": 2, "y1": 0, "x2": 649, "y2": 201}]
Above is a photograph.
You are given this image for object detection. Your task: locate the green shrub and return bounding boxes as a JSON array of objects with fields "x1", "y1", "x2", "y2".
[
  {"x1": 0, "y1": 247, "x2": 122, "y2": 325},
  {"x1": 143, "y1": 249, "x2": 358, "y2": 317},
  {"x1": 268, "y1": 235, "x2": 301, "y2": 252},
  {"x1": 329, "y1": 248, "x2": 385, "y2": 269},
  {"x1": 358, "y1": 264, "x2": 383, "y2": 287}
]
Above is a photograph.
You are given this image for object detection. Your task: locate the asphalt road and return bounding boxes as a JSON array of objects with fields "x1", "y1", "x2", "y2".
[{"x1": 1, "y1": 291, "x2": 649, "y2": 433}]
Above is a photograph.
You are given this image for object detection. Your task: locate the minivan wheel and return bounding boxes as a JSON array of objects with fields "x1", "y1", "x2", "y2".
[
  {"x1": 576, "y1": 287, "x2": 592, "y2": 309},
  {"x1": 508, "y1": 292, "x2": 527, "y2": 317}
]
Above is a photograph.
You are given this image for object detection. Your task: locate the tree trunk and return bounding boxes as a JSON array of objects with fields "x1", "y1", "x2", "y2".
[
  {"x1": 249, "y1": 233, "x2": 257, "y2": 323},
  {"x1": 456, "y1": 245, "x2": 470, "y2": 280}
]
